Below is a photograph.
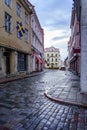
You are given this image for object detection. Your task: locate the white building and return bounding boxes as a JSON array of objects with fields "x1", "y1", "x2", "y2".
[
  {"x1": 44, "y1": 46, "x2": 61, "y2": 69},
  {"x1": 31, "y1": 6, "x2": 44, "y2": 72}
]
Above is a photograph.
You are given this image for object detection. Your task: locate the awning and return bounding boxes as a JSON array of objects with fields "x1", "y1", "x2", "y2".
[
  {"x1": 34, "y1": 54, "x2": 43, "y2": 63},
  {"x1": 70, "y1": 55, "x2": 77, "y2": 63},
  {"x1": 73, "y1": 48, "x2": 80, "y2": 53}
]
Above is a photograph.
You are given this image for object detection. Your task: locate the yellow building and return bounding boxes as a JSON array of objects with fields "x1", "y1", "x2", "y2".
[
  {"x1": 0, "y1": 0, "x2": 33, "y2": 77},
  {"x1": 44, "y1": 46, "x2": 61, "y2": 69}
]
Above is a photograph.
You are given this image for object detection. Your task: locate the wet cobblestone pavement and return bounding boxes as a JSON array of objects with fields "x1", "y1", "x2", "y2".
[{"x1": 0, "y1": 70, "x2": 87, "y2": 130}]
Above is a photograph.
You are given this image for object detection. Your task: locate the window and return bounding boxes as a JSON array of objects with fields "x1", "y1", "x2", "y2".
[
  {"x1": 32, "y1": 19, "x2": 34, "y2": 28},
  {"x1": 16, "y1": 3, "x2": 21, "y2": 17},
  {"x1": 25, "y1": 29, "x2": 28, "y2": 42},
  {"x1": 55, "y1": 54, "x2": 57, "y2": 57},
  {"x1": 55, "y1": 58, "x2": 57, "y2": 62},
  {"x1": 52, "y1": 49, "x2": 54, "y2": 52},
  {"x1": 47, "y1": 59, "x2": 49, "y2": 62},
  {"x1": 51, "y1": 54, "x2": 53, "y2": 57},
  {"x1": 47, "y1": 63, "x2": 49, "y2": 66},
  {"x1": 18, "y1": 53, "x2": 26, "y2": 71},
  {"x1": 47, "y1": 54, "x2": 49, "y2": 57},
  {"x1": 5, "y1": 12, "x2": 12, "y2": 33},
  {"x1": 52, "y1": 58, "x2": 53, "y2": 62},
  {"x1": 25, "y1": 12, "x2": 28, "y2": 24},
  {"x1": 5, "y1": 0, "x2": 11, "y2": 7}
]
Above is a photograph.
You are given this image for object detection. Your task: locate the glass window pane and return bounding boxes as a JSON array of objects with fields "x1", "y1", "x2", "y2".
[
  {"x1": 5, "y1": 12, "x2": 11, "y2": 33},
  {"x1": 16, "y1": 3, "x2": 21, "y2": 17}
]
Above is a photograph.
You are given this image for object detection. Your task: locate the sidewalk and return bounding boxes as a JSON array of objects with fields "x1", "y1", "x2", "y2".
[
  {"x1": 44, "y1": 71, "x2": 87, "y2": 108},
  {"x1": 0, "y1": 71, "x2": 45, "y2": 84}
]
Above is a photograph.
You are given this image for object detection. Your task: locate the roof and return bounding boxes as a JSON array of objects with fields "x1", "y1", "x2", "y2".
[{"x1": 44, "y1": 46, "x2": 59, "y2": 52}]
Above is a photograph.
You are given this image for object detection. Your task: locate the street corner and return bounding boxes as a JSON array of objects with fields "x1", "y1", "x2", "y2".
[{"x1": 44, "y1": 91, "x2": 87, "y2": 108}]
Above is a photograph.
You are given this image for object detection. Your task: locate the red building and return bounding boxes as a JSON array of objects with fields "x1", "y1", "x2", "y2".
[{"x1": 68, "y1": 4, "x2": 80, "y2": 75}]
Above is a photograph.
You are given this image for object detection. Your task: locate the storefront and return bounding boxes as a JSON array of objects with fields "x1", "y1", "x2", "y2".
[{"x1": 34, "y1": 53, "x2": 43, "y2": 72}]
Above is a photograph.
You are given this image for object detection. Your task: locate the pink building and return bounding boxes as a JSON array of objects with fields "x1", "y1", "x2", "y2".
[
  {"x1": 68, "y1": 6, "x2": 80, "y2": 75},
  {"x1": 31, "y1": 6, "x2": 44, "y2": 72}
]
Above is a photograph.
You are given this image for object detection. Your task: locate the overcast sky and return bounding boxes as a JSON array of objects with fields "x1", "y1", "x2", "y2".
[{"x1": 29, "y1": 0, "x2": 72, "y2": 61}]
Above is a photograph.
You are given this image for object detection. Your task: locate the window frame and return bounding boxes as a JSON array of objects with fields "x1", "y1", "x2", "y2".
[
  {"x1": 47, "y1": 54, "x2": 49, "y2": 57},
  {"x1": 25, "y1": 29, "x2": 29, "y2": 43},
  {"x1": 16, "y1": 2, "x2": 22, "y2": 17},
  {"x1": 52, "y1": 58, "x2": 53, "y2": 62},
  {"x1": 47, "y1": 59, "x2": 49, "y2": 62},
  {"x1": 51, "y1": 54, "x2": 53, "y2": 57},
  {"x1": 18, "y1": 53, "x2": 26, "y2": 71},
  {"x1": 25, "y1": 12, "x2": 28, "y2": 24},
  {"x1": 55, "y1": 54, "x2": 57, "y2": 57},
  {"x1": 5, "y1": 12, "x2": 12, "y2": 33},
  {"x1": 55, "y1": 58, "x2": 57, "y2": 62},
  {"x1": 5, "y1": 0, "x2": 12, "y2": 8}
]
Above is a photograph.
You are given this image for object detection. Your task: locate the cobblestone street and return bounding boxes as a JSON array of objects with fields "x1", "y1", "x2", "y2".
[{"x1": 0, "y1": 70, "x2": 87, "y2": 130}]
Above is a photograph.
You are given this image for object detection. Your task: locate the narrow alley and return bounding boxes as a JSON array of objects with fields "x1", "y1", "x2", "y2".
[{"x1": 0, "y1": 70, "x2": 87, "y2": 130}]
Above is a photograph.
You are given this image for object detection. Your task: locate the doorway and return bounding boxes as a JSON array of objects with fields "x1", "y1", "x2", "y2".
[
  {"x1": 4, "y1": 51, "x2": 10, "y2": 74},
  {"x1": 6, "y1": 54, "x2": 10, "y2": 74}
]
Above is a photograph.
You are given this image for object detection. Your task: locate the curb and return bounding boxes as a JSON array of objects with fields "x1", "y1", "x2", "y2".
[
  {"x1": 44, "y1": 91, "x2": 87, "y2": 108},
  {"x1": 0, "y1": 71, "x2": 45, "y2": 84},
  {"x1": 0, "y1": 75, "x2": 30, "y2": 84}
]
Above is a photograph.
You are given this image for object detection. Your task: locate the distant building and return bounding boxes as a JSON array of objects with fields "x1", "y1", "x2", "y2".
[{"x1": 44, "y1": 46, "x2": 61, "y2": 69}]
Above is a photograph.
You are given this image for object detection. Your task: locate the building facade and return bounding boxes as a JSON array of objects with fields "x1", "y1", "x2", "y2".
[
  {"x1": 64, "y1": 57, "x2": 69, "y2": 70},
  {"x1": 68, "y1": 2, "x2": 81, "y2": 75},
  {"x1": 0, "y1": 0, "x2": 32, "y2": 78},
  {"x1": 31, "y1": 7, "x2": 44, "y2": 72},
  {"x1": 69, "y1": 0, "x2": 87, "y2": 93},
  {"x1": 80, "y1": 0, "x2": 87, "y2": 92},
  {"x1": 0, "y1": 0, "x2": 44, "y2": 78},
  {"x1": 44, "y1": 46, "x2": 61, "y2": 69}
]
